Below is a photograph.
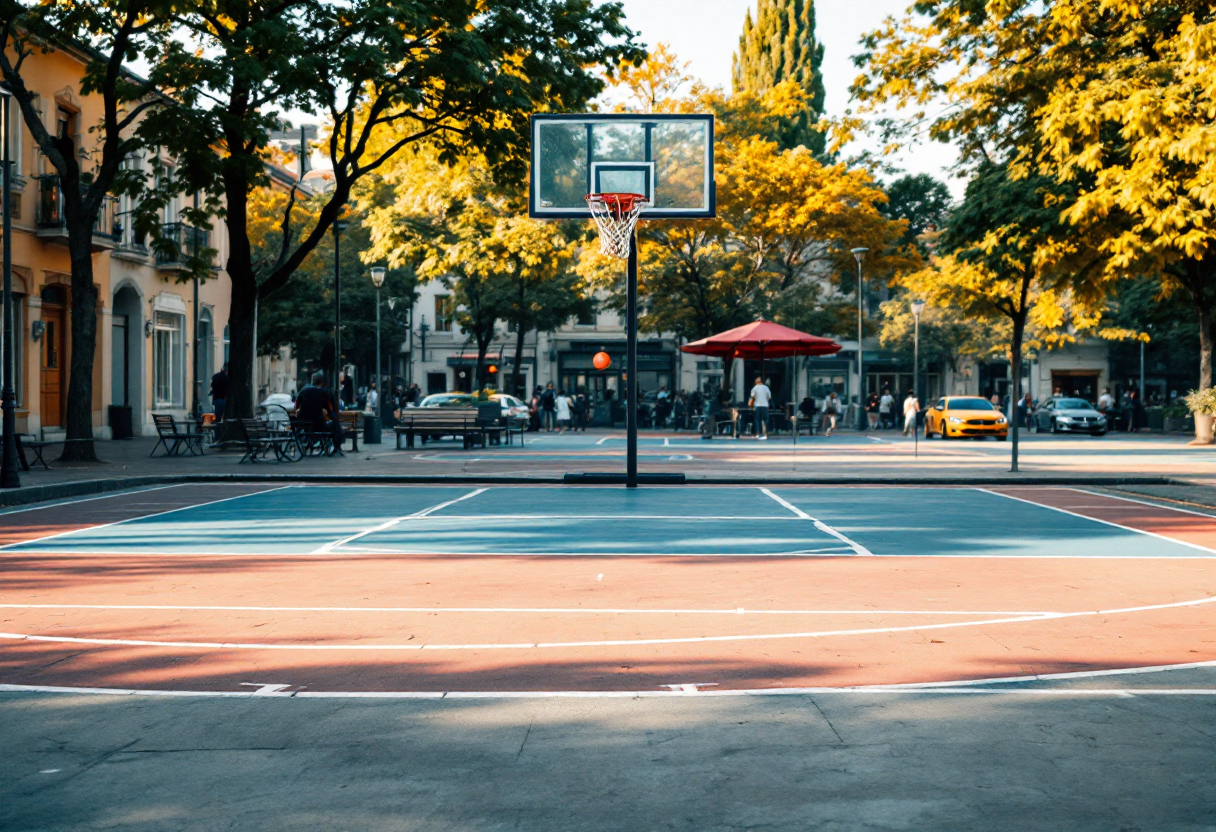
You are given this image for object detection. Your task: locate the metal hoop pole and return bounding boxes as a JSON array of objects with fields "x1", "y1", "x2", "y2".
[
  {"x1": 1, "y1": 92, "x2": 18, "y2": 489},
  {"x1": 626, "y1": 231, "x2": 638, "y2": 488}
]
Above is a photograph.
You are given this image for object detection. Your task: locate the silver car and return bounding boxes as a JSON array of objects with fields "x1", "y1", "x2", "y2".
[{"x1": 1034, "y1": 397, "x2": 1108, "y2": 436}]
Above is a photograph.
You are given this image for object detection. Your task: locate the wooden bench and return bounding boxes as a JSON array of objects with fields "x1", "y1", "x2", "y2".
[{"x1": 394, "y1": 409, "x2": 482, "y2": 449}]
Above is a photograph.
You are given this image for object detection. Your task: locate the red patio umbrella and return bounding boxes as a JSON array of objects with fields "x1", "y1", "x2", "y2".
[{"x1": 680, "y1": 320, "x2": 842, "y2": 381}]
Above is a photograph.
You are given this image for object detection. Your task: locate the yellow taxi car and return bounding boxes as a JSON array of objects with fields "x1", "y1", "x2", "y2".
[{"x1": 923, "y1": 396, "x2": 1009, "y2": 441}]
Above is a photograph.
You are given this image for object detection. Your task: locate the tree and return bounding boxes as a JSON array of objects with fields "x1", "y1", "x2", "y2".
[
  {"x1": 853, "y1": 1, "x2": 1124, "y2": 465},
  {"x1": 0, "y1": 2, "x2": 193, "y2": 460},
  {"x1": 732, "y1": 0, "x2": 826, "y2": 153},
  {"x1": 904, "y1": 163, "x2": 1104, "y2": 471},
  {"x1": 142, "y1": 0, "x2": 642, "y2": 421},
  {"x1": 360, "y1": 146, "x2": 589, "y2": 397},
  {"x1": 881, "y1": 174, "x2": 952, "y2": 253},
  {"x1": 1032, "y1": 2, "x2": 1216, "y2": 423},
  {"x1": 878, "y1": 297, "x2": 990, "y2": 381},
  {"x1": 250, "y1": 187, "x2": 412, "y2": 386}
]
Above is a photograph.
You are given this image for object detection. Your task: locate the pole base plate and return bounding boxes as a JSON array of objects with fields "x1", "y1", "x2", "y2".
[{"x1": 563, "y1": 472, "x2": 686, "y2": 485}]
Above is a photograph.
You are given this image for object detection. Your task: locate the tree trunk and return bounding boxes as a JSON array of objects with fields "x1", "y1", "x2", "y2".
[
  {"x1": 1197, "y1": 302, "x2": 1213, "y2": 393},
  {"x1": 59, "y1": 220, "x2": 99, "y2": 462},
  {"x1": 1009, "y1": 312, "x2": 1026, "y2": 473},
  {"x1": 224, "y1": 271, "x2": 258, "y2": 421},
  {"x1": 475, "y1": 337, "x2": 489, "y2": 391}
]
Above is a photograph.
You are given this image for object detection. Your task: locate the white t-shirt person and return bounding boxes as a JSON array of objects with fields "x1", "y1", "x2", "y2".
[
  {"x1": 555, "y1": 394, "x2": 572, "y2": 422},
  {"x1": 750, "y1": 383, "x2": 772, "y2": 409},
  {"x1": 902, "y1": 393, "x2": 920, "y2": 434}
]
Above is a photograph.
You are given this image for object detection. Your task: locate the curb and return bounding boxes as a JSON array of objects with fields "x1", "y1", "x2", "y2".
[{"x1": 0, "y1": 472, "x2": 1178, "y2": 508}]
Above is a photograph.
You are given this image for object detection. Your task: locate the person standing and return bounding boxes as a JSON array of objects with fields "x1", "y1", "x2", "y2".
[
  {"x1": 823, "y1": 392, "x2": 840, "y2": 437},
  {"x1": 364, "y1": 381, "x2": 379, "y2": 416},
  {"x1": 555, "y1": 389, "x2": 573, "y2": 433},
  {"x1": 702, "y1": 387, "x2": 728, "y2": 440},
  {"x1": 1017, "y1": 392, "x2": 1034, "y2": 431},
  {"x1": 541, "y1": 382, "x2": 557, "y2": 432},
  {"x1": 879, "y1": 387, "x2": 894, "y2": 430},
  {"x1": 1127, "y1": 389, "x2": 1144, "y2": 432},
  {"x1": 528, "y1": 386, "x2": 542, "y2": 432},
  {"x1": 209, "y1": 363, "x2": 229, "y2": 423},
  {"x1": 339, "y1": 372, "x2": 355, "y2": 411},
  {"x1": 748, "y1": 376, "x2": 772, "y2": 440},
  {"x1": 572, "y1": 392, "x2": 588, "y2": 432},
  {"x1": 866, "y1": 392, "x2": 880, "y2": 432},
  {"x1": 903, "y1": 388, "x2": 920, "y2": 436},
  {"x1": 672, "y1": 392, "x2": 686, "y2": 432}
]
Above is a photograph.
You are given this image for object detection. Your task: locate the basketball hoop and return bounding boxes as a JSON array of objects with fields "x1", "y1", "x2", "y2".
[{"x1": 585, "y1": 193, "x2": 648, "y2": 259}]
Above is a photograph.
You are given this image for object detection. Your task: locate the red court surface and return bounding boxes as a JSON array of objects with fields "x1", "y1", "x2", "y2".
[{"x1": 2, "y1": 484, "x2": 1214, "y2": 695}]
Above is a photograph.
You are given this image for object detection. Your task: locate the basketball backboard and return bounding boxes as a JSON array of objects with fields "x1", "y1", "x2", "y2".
[{"x1": 529, "y1": 113, "x2": 715, "y2": 219}]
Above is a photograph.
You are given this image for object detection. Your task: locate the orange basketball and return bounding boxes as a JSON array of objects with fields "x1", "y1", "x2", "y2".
[{"x1": 593, "y1": 351, "x2": 611, "y2": 370}]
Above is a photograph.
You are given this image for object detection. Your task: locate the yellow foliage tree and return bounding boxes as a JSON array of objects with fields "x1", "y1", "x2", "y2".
[{"x1": 1034, "y1": 2, "x2": 1216, "y2": 409}]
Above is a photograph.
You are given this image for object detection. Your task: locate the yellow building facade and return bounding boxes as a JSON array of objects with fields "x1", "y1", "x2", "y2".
[{"x1": 4, "y1": 42, "x2": 233, "y2": 440}]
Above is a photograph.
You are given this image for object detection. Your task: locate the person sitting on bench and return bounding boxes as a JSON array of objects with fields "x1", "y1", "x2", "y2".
[{"x1": 296, "y1": 371, "x2": 344, "y2": 455}]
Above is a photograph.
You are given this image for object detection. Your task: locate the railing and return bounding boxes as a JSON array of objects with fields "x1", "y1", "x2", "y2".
[
  {"x1": 155, "y1": 221, "x2": 211, "y2": 267},
  {"x1": 36, "y1": 176, "x2": 118, "y2": 241}
]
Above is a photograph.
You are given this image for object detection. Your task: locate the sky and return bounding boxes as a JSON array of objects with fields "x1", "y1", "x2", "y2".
[{"x1": 614, "y1": 0, "x2": 964, "y2": 194}]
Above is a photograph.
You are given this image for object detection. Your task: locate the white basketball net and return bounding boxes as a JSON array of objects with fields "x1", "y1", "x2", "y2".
[{"x1": 585, "y1": 193, "x2": 648, "y2": 260}]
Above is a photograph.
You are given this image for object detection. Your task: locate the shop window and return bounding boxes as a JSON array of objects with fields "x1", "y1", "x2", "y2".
[{"x1": 153, "y1": 311, "x2": 185, "y2": 408}]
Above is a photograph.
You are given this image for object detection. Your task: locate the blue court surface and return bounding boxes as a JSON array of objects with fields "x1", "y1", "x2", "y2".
[{"x1": 4, "y1": 485, "x2": 1211, "y2": 558}]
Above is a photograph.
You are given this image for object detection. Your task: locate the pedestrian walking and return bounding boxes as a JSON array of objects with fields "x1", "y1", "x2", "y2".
[
  {"x1": 1016, "y1": 392, "x2": 1033, "y2": 431},
  {"x1": 555, "y1": 389, "x2": 572, "y2": 433},
  {"x1": 541, "y1": 382, "x2": 557, "y2": 431},
  {"x1": 1127, "y1": 389, "x2": 1145, "y2": 432},
  {"x1": 823, "y1": 392, "x2": 840, "y2": 436},
  {"x1": 572, "y1": 393, "x2": 588, "y2": 431},
  {"x1": 879, "y1": 387, "x2": 894, "y2": 430},
  {"x1": 209, "y1": 363, "x2": 229, "y2": 423},
  {"x1": 701, "y1": 387, "x2": 729, "y2": 440},
  {"x1": 749, "y1": 376, "x2": 771, "y2": 440},
  {"x1": 365, "y1": 381, "x2": 379, "y2": 415},
  {"x1": 528, "y1": 386, "x2": 542, "y2": 432},
  {"x1": 866, "y1": 392, "x2": 880, "y2": 432},
  {"x1": 903, "y1": 389, "x2": 920, "y2": 435},
  {"x1": 672, "y1": 392, "x2": 687, "y2": 432}
]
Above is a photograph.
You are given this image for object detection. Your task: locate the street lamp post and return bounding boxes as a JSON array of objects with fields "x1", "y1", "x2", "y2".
[
  {"x1": 0, "y1": 86, "x2": 17, "y2": 489},
  {"x1": 851, "y1": 247, "x2": 869, "y2": 430},
  {"x1": 333, "y1": 219, "x2": 348, "y2": 391},
  {"x1": 911, "y1": 298, "x2": 925, "y2": 409},
  {"x1": 370, "y1": 267, "x2": 385, "y2": 422}
]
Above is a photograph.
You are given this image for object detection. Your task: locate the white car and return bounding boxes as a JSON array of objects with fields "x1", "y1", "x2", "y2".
[
  {"x1": 258, "y1": 393, "x2": 295, "y2": 426},
  {"x1": 419, "y1": 392, "x2": 528, "y2": 418}
]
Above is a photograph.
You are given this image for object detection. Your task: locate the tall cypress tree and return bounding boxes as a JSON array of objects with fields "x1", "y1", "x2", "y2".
[{"x1": 732, "y1": 0, "x2": 826, "y2": 154}]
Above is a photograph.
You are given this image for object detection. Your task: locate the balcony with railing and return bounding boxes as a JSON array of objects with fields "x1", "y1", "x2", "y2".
[
  {"x1": 35, "y1": 177, "x2": 119, "y2": 251},
  {"x1": 154, "y1": 221, "x2": 214, "y2": 271}
]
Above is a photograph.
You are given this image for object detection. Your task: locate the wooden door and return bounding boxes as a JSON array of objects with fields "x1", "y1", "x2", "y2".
[{"x1": 40, "y1": 305, "x2": 65, "y2": 427}]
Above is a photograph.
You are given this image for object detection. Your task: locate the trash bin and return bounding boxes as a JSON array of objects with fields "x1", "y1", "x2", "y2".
[
  {"x1": 109, "y1": 404, "x2": 133, "y2": 439},
  {"x1": 363, "y1": 414, "x2": 381, "y2": 445}
]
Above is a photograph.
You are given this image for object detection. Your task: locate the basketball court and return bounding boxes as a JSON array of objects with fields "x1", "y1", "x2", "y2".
[{"x1": 2, "y1": 482, "x2": 1215, "y2": 697}]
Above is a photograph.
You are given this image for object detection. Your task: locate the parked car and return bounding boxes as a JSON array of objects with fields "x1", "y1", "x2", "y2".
[
  {"x1": 419, "y1": 392, "x2": 528, "y2": 418},
  {"x1": 923, "y1": 396, "x2": 1009, "y2": 440},
  {"x1": 1034, "y1": 397, "x2": 1108, "y2": 435},
  {"x1": 257, "y1": 393, "x2": 295, "y2": 426}
]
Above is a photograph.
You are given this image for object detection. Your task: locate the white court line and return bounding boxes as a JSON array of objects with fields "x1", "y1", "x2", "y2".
[
  {"x1": 0, "y1": 483, "x2": 193, "y2": 517},
  {"x1": 335, "y1": 546, "x2": 856, "y2": 557},
  {"x1": 0, "y1": 484, "x2": 299, "y2": 551},
  {"x1": 312, "y1": 488, "x2": 488, "y2": 554},
  {"x1": 0, "y1": 603, "x2": 1058, "y2": 615},
  {"x1": 1070, "y1": 487, "x2": 1216, "y2": 520},
  {"x1": 596, "y1": 436, "x2": 613, "y2": 445},
  {"x1": 874, "y1": 658, "x2": 1216, "y2": 689},
  {"x1": 5, "y1": 593, "x2": 1213, "y2": 652},
  {"x1": 3, "y1": 680, "x2": 1216, "y2": 699},
  {"x1": 759, "y1": 488, "x2": 874, "y2": 556},
  {"x1": 976, "y1": 488, "x2": 1216, "y2": 556}
]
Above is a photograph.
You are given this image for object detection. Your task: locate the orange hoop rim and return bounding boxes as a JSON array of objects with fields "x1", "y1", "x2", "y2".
[{"x1": 585, "y1": 192, "x2": 648, "y2": 218}]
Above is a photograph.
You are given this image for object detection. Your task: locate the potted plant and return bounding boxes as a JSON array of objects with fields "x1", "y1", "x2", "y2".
[
  {"x1": 1183, "y1": 388, "x2": 1216, "y2": 444},
  {"x1": 1162, "y1": 400, "x2": 1191, "y2": 433}
]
